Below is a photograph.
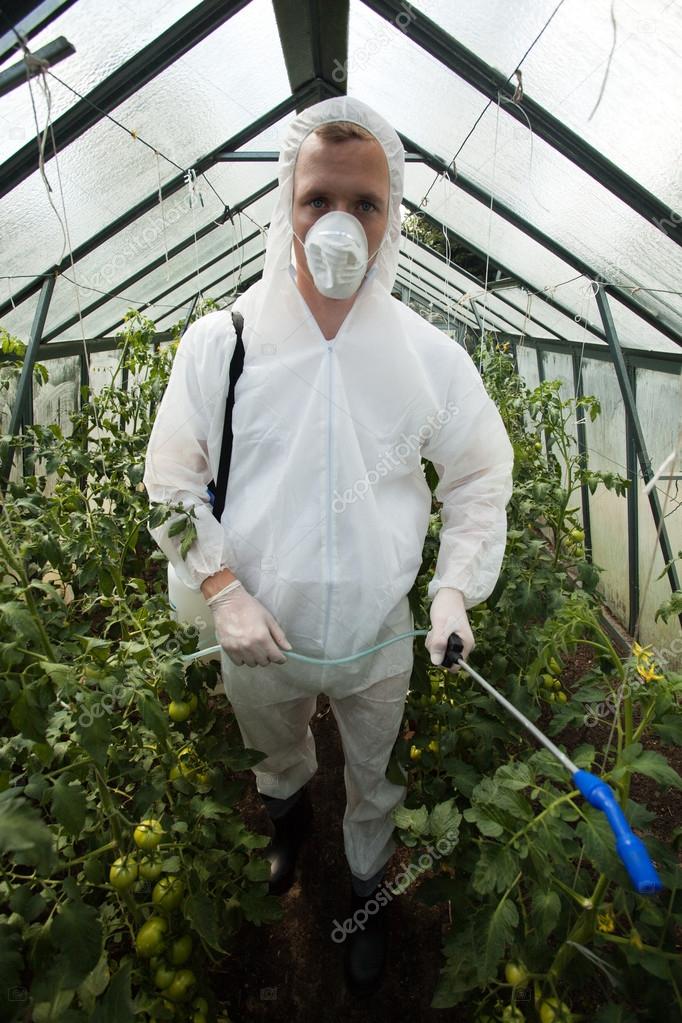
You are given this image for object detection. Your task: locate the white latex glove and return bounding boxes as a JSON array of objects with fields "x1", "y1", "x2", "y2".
[
  {"x1": 425, "y1": 587, "x2": 475, "y2": 673},
  {"x1": 206, "y1": 580, "x2": 292, "y2": 668}
]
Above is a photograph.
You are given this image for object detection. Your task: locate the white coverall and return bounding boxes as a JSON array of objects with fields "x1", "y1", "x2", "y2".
[{"x1": 143, "y1": 97, "x2": 514, "y2": 883}]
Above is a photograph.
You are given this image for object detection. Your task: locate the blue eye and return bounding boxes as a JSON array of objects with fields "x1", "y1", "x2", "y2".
[
  {"x1": 359, "y1": 200, "x2": 376, "y2": 212},
  {"x1": 310, "y1": 198, "x2": 325, "y2": 209}
]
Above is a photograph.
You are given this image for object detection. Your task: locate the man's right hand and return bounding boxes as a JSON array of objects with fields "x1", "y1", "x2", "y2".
[{"x1": 204, "y1": 579, "x2": 292, "y2": 667}]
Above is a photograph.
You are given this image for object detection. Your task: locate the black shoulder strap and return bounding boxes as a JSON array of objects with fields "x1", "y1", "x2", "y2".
[{"x1": 211, "y1": 310, "x2": 245, "y2": 522}]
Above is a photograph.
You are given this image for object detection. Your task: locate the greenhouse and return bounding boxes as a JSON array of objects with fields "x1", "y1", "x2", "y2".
[{"x1": 0, "y1": 0, "x2": 680, "y2": 1020}]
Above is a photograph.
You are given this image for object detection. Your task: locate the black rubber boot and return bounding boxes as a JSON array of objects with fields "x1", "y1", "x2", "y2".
[
  {"x1": 343, "y1": 883, "x2": 389, "y2": 996},
  {"x1": 261, "y1": 786, "x2": 313, "y2": 896}
]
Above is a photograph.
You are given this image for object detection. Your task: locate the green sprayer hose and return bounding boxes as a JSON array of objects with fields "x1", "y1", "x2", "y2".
[{"x1": 180, "y1": 629, "x2": 430, "y2": 666}]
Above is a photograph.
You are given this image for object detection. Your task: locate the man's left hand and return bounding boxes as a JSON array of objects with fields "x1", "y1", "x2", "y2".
[{"x1": 425, "y1": 587, "x2": 474, "y2": 673}]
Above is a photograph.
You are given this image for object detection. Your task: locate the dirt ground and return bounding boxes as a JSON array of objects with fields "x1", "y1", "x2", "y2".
[
  {"x1": 210, "y1": 691, "x2": 458, "y2": 1022},
  {"x1": 209, "y1": 646, "x2": 682, "y2": 1022}
]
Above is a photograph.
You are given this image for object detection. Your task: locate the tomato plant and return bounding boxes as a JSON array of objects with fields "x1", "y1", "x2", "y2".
[
  {"x1": 0, "y1": 312, "x2": 281, "y2": 1022},
  {"x1": 392, "y1": 337, "x2": 682, "y2": 1020}
]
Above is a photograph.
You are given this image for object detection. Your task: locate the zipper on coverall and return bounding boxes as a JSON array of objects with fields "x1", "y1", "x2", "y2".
[{"x1": 322, "y1": 343, "x2": 334, "y2": 653}]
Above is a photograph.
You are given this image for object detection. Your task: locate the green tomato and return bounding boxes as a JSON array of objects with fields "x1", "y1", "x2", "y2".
[
  {"x1": 152, "y1": 875, "x2": 184, "y2": 912},
  {"x1": 134, "y1": 819, "x2": 164, "y2": 851},
  {"x1": 192, "y1": 997, "x2": 209, "y2": 1013},
  {"x1": 170, "y1": 933, "x2": 193, "y2": 966},
  {"x1": 569, "y1": 528, "x2": 585, "y2": 543},
  {"x1": 135, "y1": 915, "x2": 168, "y2": 958},
  {"x1": 501, "y1": 1006, "x2": 525, "y2": 1023},
  {"x1": 539, "y1": 999, "x2": 571, "y2": 1023},
  {"x1": 459, "y1": 727, "x2": 475, "y2": 748},
  {"x1": 109, "y1": 855, "x2": 138, "y2": 890},
  {"x1": 504, "y1": 961, "x2": 529, "y2": 986},
  {"x1": 164, "y1": 968, "x2": 196, "y2": 1003},
  {"x1": 542, "y1": 674, "x2": 555, "y2": 690},
  {"x1": 154, "y1": 963, "x2": 177, "y2": 990},
  {"x1": 139, "y1": 855, "x2": 163, "y2": 881},
  {"x1": 557, "y1": 691, "x2": 568, "y2": 703},
  {"x1": 169, "y1": 700, "x2": 191, "y2": 722}
]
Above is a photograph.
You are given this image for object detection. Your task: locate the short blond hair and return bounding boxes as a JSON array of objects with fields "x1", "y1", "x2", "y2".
[{"x1": 312, "y1": 121, "x2": 376, "y2": 144}]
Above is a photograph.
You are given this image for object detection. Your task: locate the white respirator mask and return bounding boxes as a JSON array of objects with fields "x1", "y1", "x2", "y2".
[{"x1": 298, "y1": 211, "x2": 374, "y2": 300}]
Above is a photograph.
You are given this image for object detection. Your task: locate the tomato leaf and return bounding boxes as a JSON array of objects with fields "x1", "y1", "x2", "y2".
[
  {"x1": 243, "y1": 857, "x2": 272, "y2": 883},
  {"x1": 428, "y1": 799, "x2": 462, "y2": 842},
  {"x1": 239, "y1": 889, "x2": 284, "y2": 926},
  {"x1": 185, "y1": 892, "x2": 223, "y2": 949},
  {"x1": 50, "y1": 776, "x2": 87, "y2": 837},
  {"x1": 617, "y1": 745, "x2": 682, "y2": 790},
  {"x1": 90, "y1": 960, "x2": 134, "y2": 1023},
  {"x1": 0, "y1": 791, "x2": 56, "y2": 874},
  {"x1": 52, "y1": 901, "x2": 102, "y2": 985},
  {"x1": 472, "y1": 844, "x2": 519, "y2": 895},
  {"x1": 531, "y1": 888, "x2": 561, "y2": 939},
  {"x1": 482, "y1": 896, "x2": 519, "y2": 978},
  {"x1": 77, "y1": 953, "x2": 110, "y2": 1017},
  {"x1": 392, "y1": 804, "x2": 429, "y2": 835}
]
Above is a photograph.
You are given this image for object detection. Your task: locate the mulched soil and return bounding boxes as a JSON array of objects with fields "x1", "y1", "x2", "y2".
[{"x1": 209, "y1": 645, "x2": 682, "y2": 1022}]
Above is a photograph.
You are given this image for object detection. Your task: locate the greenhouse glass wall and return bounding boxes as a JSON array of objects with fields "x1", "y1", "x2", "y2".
[{"x1": 0, "y1": 2, "x2": 680, "y2": 1021}]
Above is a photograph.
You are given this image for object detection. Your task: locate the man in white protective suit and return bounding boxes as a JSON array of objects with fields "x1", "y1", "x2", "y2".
[{"x1": 143, "y1": 96, "x2": 514, "y2": 996}]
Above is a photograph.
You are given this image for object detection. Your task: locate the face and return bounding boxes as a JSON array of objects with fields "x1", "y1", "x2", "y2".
[{"x1": 291, "y1": 132, "x2": 391, "y2": 285}]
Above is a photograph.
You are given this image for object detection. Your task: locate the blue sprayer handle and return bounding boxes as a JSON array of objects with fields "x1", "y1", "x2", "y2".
[{"x1": 573, "y1": 770, "x2": 663, "y2": 894}]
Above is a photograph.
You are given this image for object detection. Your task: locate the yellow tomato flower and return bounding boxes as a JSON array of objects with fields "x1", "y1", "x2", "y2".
[
  {"x1": 597, "y1": 908, "x2": 615, "y2": 933},
  {"x1": 636, "y1": 664, "x2": 664, "y2": 683}
]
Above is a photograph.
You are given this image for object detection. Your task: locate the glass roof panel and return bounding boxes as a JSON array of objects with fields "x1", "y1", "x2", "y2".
[
  {"x1": 38, "y1": 163, "x2": 275, "y2": 340},
  {"x1": 0, "y1": 0, "x2": 288, "y2": 297},
  {"x1": 349, "y1": 1, "x2": 682, "y2": 344},
  {"x1": 0, "y1": 0, "x2": 198, "y2": 163},
  {"x1": 395, "y1": 266, "x2": 479, "y2": 331},
  {"x1": 403, "y1": 163, "x2": 679, "y2": 353},
  {"x1": 412, "y1": 0, "x2": 682, "y2": 207},
  {"x1": 403, "y1": 163, "x2": 600, "y2": 336},
  {"x1": 151, "y1": 253, "x2": 267, "y2": 332},
  {"x1": 74, "y1": 229, "x2": 268, "y2": 342},
  {"x1": 400, "y1": 233, "x2": 563, "y2": 339}
]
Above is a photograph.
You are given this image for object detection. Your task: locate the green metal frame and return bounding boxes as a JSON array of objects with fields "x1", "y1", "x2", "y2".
[
  {"x1": 1, "y1": 275, "x2": 55, "y2": 483},
  {"x1": 594, "y1": 285, "x2": 681, "y2": 628}
]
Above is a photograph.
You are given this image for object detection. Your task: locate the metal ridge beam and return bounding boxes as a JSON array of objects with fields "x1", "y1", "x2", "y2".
[{"x1": 273, "y1": 0, "x2": 349, "y2": 103}]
